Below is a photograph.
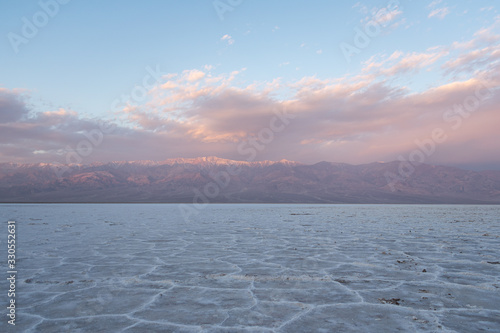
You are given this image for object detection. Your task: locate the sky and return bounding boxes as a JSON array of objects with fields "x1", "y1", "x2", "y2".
[{"x1": 0, "y1": 0, "x2": 499, "y2": 170}]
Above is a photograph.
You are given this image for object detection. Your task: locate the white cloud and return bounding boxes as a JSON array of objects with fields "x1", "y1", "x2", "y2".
[
  {"x1": 362, "y1": 49, "x2": 449, "y2": 76},
  {"x1": 352, "y1": 2, "x2": 369, "y2": 15},
  {"x1": 428, "y1": 7, "x2": 450, "y2": 19},
  {"x1": 428, "y1": 0, "x2": 442, "y2": 8},
  {"x1": 480, "y1": 6, "x2": 494, "y2": 12},
  {"x1": 221, "y1": 34, "x2": 234, "y2": 45}
]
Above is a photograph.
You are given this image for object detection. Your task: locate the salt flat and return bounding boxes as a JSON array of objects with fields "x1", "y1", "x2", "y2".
[{"x1": 1, "y1": 204, "x2": 499, "y2": 332}]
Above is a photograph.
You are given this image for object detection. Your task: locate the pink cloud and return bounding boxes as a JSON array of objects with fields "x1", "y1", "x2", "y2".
[
  {"x1": 184, "y1": 69, "x2": 206, "y2": 82},
  {"x1": 1, "y1": 24, "x2": 500, "y2": 170},
  {"x1": 362, "y1": 49, "x2": 449, "y2": 76},
  {"x1": 220, "y1": 34, "x2": 234, "y2": 45}
]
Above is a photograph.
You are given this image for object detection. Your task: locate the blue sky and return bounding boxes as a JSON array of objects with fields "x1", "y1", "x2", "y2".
[
  {"x1": 1, "y1": 0, "x2": 499, "y2": 169},
  {"x1": 1, "y1": 0, "x2": 497, "y2": 116}
]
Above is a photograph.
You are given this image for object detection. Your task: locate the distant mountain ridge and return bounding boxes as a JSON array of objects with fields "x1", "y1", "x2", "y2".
[
  {"x1": 0, "y1": 156, "x2": 299, "y2": 170},
  {"x1": 1, "y1": 157, "x2": 500, "y2": 203}
]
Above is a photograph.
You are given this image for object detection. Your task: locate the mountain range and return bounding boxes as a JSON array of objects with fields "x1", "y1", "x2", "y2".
[{"x1": 1, "y1": 156, "x2": 500, "y2": 203}]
